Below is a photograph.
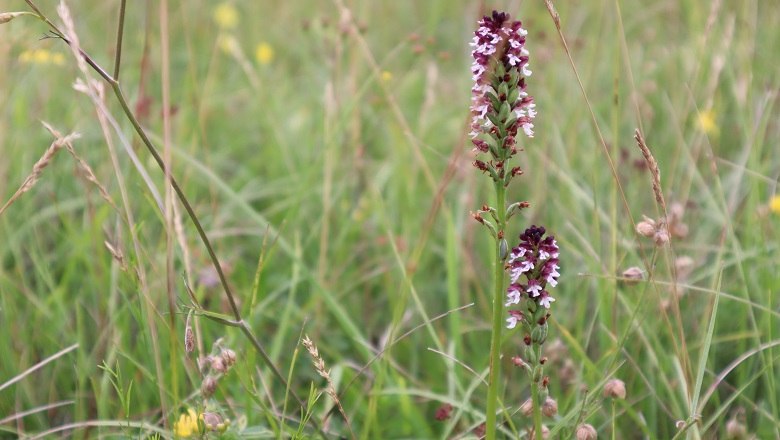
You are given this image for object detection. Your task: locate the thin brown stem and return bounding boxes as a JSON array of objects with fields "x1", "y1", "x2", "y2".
[
  {"x1": 112, "y1": 0, "x2": 126, "y2": 79},
  {"x1": 23, "y1": 2, "x2": 326, "y2": 437}
]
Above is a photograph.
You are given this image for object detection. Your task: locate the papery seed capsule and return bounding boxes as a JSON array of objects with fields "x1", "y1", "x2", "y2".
[
  {"x1": 541, "y1": 397, "x2": 558, "y2": 417},
  {"x1": 519, "y1": 398, "x2": 533, "y2": 416},
  {"x1": 621, "y1": 266, "x2": 644, "y2": 284},
  {"x1": 636, "y1": 220, "x2": 656, "y2": 237},
  {"x1": 575, "y1": 424, "x2": 597, "y2": 440},
  {"x1": 604, "y1": 379, "x2": 626, "y2": 399},
  {"x1": 201, "y1": 376, "x2": 218, "y2": 398}
]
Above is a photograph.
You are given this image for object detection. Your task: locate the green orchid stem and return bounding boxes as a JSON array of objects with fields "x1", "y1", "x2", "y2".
[
  {"x1": 485, "y1": 182, "x2": 507, "y2": 440},
  {"x1": 530, "y1": 345, "x2": 544, "y2": 440}
]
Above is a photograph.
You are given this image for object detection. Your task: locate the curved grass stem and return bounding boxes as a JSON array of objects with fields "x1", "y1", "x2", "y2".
[{"x1": 23, "y1": 2, "x2": 326, "y2": 437}]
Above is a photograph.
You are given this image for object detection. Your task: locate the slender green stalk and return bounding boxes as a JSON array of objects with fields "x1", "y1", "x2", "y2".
[
  {"x1": 485, "y1": 182, "x2": 507, "y2": 439},
  {"x1": 530, "y1": 345, "x2": 543, "y2": 440},
  {"x1": 611, "y1": 400, "x2": 617, "y2": 440}
]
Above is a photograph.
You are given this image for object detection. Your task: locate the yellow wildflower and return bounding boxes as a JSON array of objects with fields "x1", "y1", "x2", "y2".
[
  {"x1": 173, "y1": 408, "x2": 199, "y2": 438},
  {"x1": 18, "y1": 50, "x2": 33, "y2": 63},
  {"x1": 696, "y1": 109, "x2": 718, "y2": 136},
  {"x1": 33, "y1": 49, "x2": 51, "y2": 64},
  {"x1": 18, "y1": 48, "x2": 65, "y2": 66},
  {"x1": 380, "y1": 71, "x2": 393, "y2": 82},
  {"x1": 213, "y1": 3, "x2": 238, "y2": 30},
  {"x1": 770, "y1": 195, "x2": 780, "y2": 215},
  {"x1": 51, "y1": 52, "x2": 66, "y2": 66},
  {"x1": 255, "y1": 42, "x2": 274, "y2": 65}
]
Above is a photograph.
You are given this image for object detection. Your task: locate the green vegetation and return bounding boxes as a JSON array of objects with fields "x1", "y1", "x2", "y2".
[{"x1": 1, "y1": 1, "x2": 779, "y2": 438}]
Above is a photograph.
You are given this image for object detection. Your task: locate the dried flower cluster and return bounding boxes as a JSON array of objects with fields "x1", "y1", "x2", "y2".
[
  {"x1": 469, "y1": 11, "x2": 536, "y2": 186},
  {"x1": 201, "y1": 412, "x2": 231, "y2": 433},
  {"x1": 505, "y1": 226, "x2": 560, "y2": 329},
  {"x1": 198, "y1": 346, "x2": 238, "y2": 397}
]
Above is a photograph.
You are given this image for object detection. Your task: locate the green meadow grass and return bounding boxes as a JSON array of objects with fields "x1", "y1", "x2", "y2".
[{"x1": 1, "y1": 0, "x2": 779, "y2": 438}]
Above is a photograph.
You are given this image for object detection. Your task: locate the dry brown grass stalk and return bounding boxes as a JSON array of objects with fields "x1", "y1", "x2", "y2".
[
  {"x1": 302, "y1": 335, "x2": 355, "y2": 440},
  {"x1": 0, "y1": 124, "x2": 80, "y2": 217},
  {"x1": 42, "y1": 121, "x2": 118, "y2": 211},
  {"x1": 634, "y1": 128, "x2": 667, "y2": 213}
]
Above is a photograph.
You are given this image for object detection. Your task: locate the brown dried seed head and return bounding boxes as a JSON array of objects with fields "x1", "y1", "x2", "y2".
[
  {"x1": 0, "y1": 12, "x2": 27, "y2": 24},
  {"x1": 654, "y1": 228, "x2": 670, "y2": 246},
  {"x1": 201, "y1": 413, "x2": 231, "y2": 433},
  {"x1": 210, "y1": 355, "x2": 227, "y2": 374},
  {"x1": 668, "y1": 202, "x2": 685, "y2": 222},
  {"x1": 184, "y1": 326, "x2": 195, "y2": 354},
  {"x1": 575, "y1": 424, "x2": 598, "y2": 440},
  {"x1": 221, "y1": 348, "x2": 237, "y2": 367},
  {"x1": 621, "y1": 266, "x2": 644, "y2": 284},
  {"x1": 559, "y1": 358, "x2": 577, "y2": 387},
  {"x1": 725, "y1": 418, "x2": 747, "y2": 439},
  {"x1": 675, "y1": 256, "x2": 695, "y2": 278},
  {"x1": 604, "y1": 379, "x2": 627, "y2": 399},
  {"x1": 670, "y1": 222, "x2": 688, "y2": 238},
  {"x1": 542, "y1": 397, "x2": 558, "y2": 417},
  {"x1": 529, "y1": 425, "x2": 550, "y2": 439},
  {"x1": 201, "y1": 375, "x2": 218, "y2": 398},
  {"x1": 546, "y1": 338, "x2": 568, "y2": 364},
  {"x1": 198, "y1": 355, "x2": 211, "y2": 373},
  {"x1": 184, "y1": 313, "x2": 195, "y2": 354},
  {"x1": 636, "y1": 219, "x2": 656, "y2": 237},
  {"x1": 520, "y1": 398, "x2": 533, "y2": 417}
]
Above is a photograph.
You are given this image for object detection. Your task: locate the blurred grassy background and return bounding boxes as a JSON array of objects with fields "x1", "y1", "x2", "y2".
[{"x1": 1, "y1": 0, "x2": 779, "y2": 438}]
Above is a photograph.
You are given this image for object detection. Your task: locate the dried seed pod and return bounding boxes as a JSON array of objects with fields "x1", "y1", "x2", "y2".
[
  {"x1": 220, "y1": 348, "x2": 237, "y2": 367},
  {"x1": 519, "y1": 398, "x2": 533, "y2": 417},
  {"x1": 210, "y1": 356, "x2": 227, "y2": 374},
  {"x1": 604, "y1": 379, "x2": 626, "y2": 399},
  {"x1": 653, "y1": 228, "x2": 670, "y2": 246},
  {"x1": 575, "y1": 424, "x2": 597, "y2": 440},
  {"x1": 529, "y1": 425, "x2": 550, "y2": 439},
  {"x1": 201, "y1": 375, "x2": 218, "y2": 398},
  {"x1": 675, "y1": 256, "x2": 694, "y2": 279},
  {"x1": 184, "y1": 312, "x2": 195, "y2": 354},
  {"x1": 636, "y1": 217, "x2": 656, "y2": 237},
  {"x1": 621, "y1": 266, "x2": 644, "y2": 284},
  {"x1": 541, "y1": 397, "x2": 558, "y2": 417}
]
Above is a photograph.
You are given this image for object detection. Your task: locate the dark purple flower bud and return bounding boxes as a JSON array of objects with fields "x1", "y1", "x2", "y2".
[
  {"x1": 434, "y1": 403, "x2": 454, "y2": 421},
  {"x1": 472, "y1": 138, "x2": 489, "y2": 152},
  {"x1": 473, "y1": 160, "x2": 489, "y2": 172}
]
